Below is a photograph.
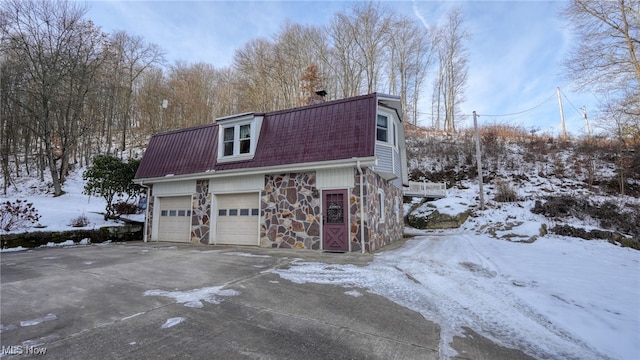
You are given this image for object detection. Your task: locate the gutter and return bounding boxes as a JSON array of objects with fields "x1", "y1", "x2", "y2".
[
  {"x1": 356, "y1": 160, "x2": 366, "y2": 254},
  {"x1": 133, "y1": 156, "x2": 377, "y2": 185}
]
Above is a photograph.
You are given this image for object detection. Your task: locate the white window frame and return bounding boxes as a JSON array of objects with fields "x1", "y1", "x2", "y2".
[
  {"x1": 376, "y1": 108, "x2": 398, "y2": 149},
  {"x1": 218, "y1": 120, "x2": 257, "y2": 162},
  {"x1": 376, "y1": 114, "x2": 388, "y2": 143}
]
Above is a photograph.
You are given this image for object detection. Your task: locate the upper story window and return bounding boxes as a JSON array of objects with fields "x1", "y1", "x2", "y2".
[
  {"x1": 377, "y1": 111, "x2": 398, "y2": 147},
  {"x1": 222, "y1": 123, "x2": 252, "y2": 157},
  {"x1": 222, "y1": 124, "x2": 251, "y2": 156},
  {"x1": 377, "y1": 115, "x2": 388, "y2": 142},
  {"x1": 217, "y1": 113, "x2": 263, "y2": 162}
]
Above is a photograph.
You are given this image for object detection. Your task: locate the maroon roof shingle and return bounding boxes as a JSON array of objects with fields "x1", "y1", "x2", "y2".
[
  {"x1": 135, "y1": 93, "x2": 388, "y2": 179},
  {"x1": 134, "y1": 124, "x2": 217, "y2": 179}
]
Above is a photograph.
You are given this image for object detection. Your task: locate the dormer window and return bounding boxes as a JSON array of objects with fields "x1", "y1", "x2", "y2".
[
  {"x1": 223, "y1": 124, "x2": 252, "y2": 156},
  {"x1": 217, "y1": 113, "x2": 263, "y2": 162}
]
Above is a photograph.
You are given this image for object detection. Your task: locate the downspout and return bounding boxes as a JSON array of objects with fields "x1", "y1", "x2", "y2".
[
  {"x1": 139, "y1": 181, "x2": 151, "y2": 243},
  {"x1": 356, "y1": 161, "x2": 366, "y2": 254}
]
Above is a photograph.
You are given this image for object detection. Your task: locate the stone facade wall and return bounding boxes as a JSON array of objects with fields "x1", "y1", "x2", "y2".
[
  {"x1": 350, "y1": 168, "x2": 404, "y2": 252},
  {"x1": 191, "y1": 179, "x2": 211, "y2": 244},
  {"x1": 261, "y1": 172, "x2": 321, "y2": 250},
  {"x1": 146, "y1": 169, "x2": 402, "y2": 251}
]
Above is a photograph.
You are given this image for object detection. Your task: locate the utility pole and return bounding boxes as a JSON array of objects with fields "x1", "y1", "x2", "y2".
[
  {"x1": 473, "y1": 111, "x2": 484, "y2": 210},
  {"x1": 557, "y1": 87, "x2": 567, "y2": 141},
  {"x1": 160, "y1": 99, "x2": 168, "y2": 130},
  {"x1": 582, "y1": 106, "x2": 591, "y2": 140}
]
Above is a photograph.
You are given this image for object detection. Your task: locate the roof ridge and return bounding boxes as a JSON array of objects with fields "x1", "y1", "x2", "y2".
[
  {"x1": 265, "y1": 92, "x2": 377, "y2": 116},
  {"x1": 154, "y1": 122, "x2": 217, "y2": 137}
]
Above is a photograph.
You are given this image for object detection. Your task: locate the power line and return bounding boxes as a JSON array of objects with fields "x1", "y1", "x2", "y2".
[
  {"x1": 559, "y1": 87, "x2": 584, "y2": 117},
  {"x1": 478, "y1": 91, "x2": 557, "y2": 117},
  {"x1": 413, "y1": 90, "x2": 557, "y2": 119}
]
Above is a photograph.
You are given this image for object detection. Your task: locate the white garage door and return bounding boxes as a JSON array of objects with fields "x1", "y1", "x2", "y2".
[
  {"x1": 216, "y1": 193, "x2": 259, "y2": 246},
  {"x1": 158, "y1": 196, "x2": 192, "y2": 242}
]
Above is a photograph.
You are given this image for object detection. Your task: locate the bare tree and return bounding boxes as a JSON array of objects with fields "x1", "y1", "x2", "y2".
[
  {"x1": 432, "y1": 7, "x2": 469, "y2": 133},
  {"x1": 271, "y1": 22, "x2": 326, "y2": 108},
  {"x1": 233, "y1": 37, "x2": 276, "y2": 112},
  {"x1": 563, "y1": 0, "x2": 640, "y2": 139},
  {"x1": 388, "y1": 15, "x2": 435, "y2": 125},
  {"x1": 327, "y1": 12, "x2": 364, "y2": 98},
  {"x1": 166, "y1": 61, "x2": 217, "y2": 128},
  {"x1": 109, "y1": 31, "x2": 164, "y2": 153},
  {"x1": 135, "y1": 65, "x2": 167, "y2": 133},
  {"x1": 347, "y1": 2, "x2": 392, "y2": 94},
  {"x1": 1, "y1": 0, "x2": 107, "y2": 196},
  {"x1": 564, "y1": 0, "x2": 640, "y2": 195},
  {"x1": 210, "y1": 66, "x2": 239, "y2": 117}
]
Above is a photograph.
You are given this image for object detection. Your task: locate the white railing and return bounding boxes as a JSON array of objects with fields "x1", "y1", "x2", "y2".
[{"x1": 403, "y1": 181, "x2": 447, "y2": 198}]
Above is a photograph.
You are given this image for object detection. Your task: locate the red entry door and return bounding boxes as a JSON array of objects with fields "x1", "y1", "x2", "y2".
[{"x1": 322, "y1": 189, "x2": 349, "y2": 252}]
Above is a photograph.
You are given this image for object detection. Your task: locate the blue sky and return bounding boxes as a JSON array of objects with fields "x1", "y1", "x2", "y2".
[{"x1": 85, "y1": 0, "x2": 598, "y2": 136}]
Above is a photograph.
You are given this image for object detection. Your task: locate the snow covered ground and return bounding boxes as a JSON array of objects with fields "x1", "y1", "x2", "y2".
[
  {"x1": 1, "y1": 167, "x2": 141, "y2": 236},
  {"x1": 272, "y1": 228, "x2": 639, "y2": 360}
]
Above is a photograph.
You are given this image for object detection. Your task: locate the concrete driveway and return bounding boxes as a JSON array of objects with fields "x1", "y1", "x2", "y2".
[{"x1": 1, "y1": 241, "x2": 532, "y2": 359}]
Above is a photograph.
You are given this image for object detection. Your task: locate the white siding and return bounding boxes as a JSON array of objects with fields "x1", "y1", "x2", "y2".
[
  {"x1": 373, "y1": 144, "x2": 393, "y2": 173},
  {"x1": 153, "y1": 180, "x2": 195, "y2": 196},
  {"x1": 209, "y1": 174, "x2": 263, "y2": 193},
  {"x1": 374, "y1": 143, "x2": 404, "y2": 189},
  {"x1": 393, "y1": 149, "x2": 402, "y2": 188},
  {"x1": 316, "y1": 168, "x2": 354, "y2": 189}
]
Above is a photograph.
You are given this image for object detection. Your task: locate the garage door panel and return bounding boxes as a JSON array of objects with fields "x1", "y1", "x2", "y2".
[
  {"x1": 158, "y1": 196, "x2": 191, "y2": 242},
  {"x1": 216, "y1": 193, "x2": 259, "y2": 246}
]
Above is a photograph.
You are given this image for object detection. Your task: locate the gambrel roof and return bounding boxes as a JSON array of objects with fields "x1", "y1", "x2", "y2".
[{"x1": 135, "y1": 93, "x2": 400, "y2": 180}]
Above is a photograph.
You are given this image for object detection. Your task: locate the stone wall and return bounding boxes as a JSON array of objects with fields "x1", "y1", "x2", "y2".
[
  {"x1": 191, "y1": 179, "x2": 211, "y2": 244},
  {"x1": 350, "y1": 168, "x2": 404, "y2": 252},
  {"x1": 261, "y1": 172, "x2": 321, "y2": 250}
]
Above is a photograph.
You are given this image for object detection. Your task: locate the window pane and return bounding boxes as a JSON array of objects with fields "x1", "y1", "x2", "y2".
[
  {"x1": 240, "y1": 124, "x2": 251, "y2": 138},
  {"x1": 240, "y1": 209, "x2": 249, "y2": 216},
  {"x1": 251, "y1": 208, "x2": 259, "y2": 216},
  {"x1": 187, "y1": 210, "x2": 191, "y2": 216},
  {"x1": 169, "y1": 210, "x2": 176, "y2": 216},
  {"x1": 377, "y1": 128, "x2": 387, "y2": 142},
  {"x1": 224, "y1": 141, "x2": 234, "y2": 156},
  {"x1": 239, "y1": 139, "x2": 250, "y2": 154},
  {"x1": 161, "y1": 210, "x2": 168, "y2": 216},
  {"x1": 218, "y1": 209, "x2": 227, "y2": 216},
  {"x1": 224, "y1": 127, "x2": 234, "y2": 141},
  {"x1": 178, "y1": 210, "x2": 185, "y2": 216},
  {"x1": 229, "y1": 209, "x2": 238, "y2": 216},
  {"x1": 377, "y1": 115, "x2": 388, "y2": 142},
  {"x1": 326, "y1": 193, "x2": 344, "y2": 224}
]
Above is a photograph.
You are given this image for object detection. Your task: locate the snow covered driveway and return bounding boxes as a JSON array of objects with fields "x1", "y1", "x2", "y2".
[{"x1": 272, "y1": 230, "x2": 640, "y2": 360}]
